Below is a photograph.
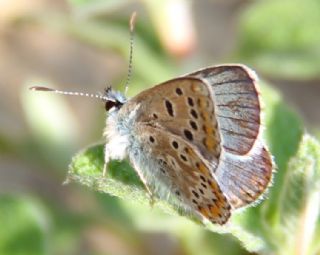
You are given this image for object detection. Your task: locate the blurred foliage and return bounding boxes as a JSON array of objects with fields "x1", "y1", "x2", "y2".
[
  {"x1": 237, "y1": 0, "x2": 320, "y2": 80},
  {"x1": 0, "y1": 196, "x2": 49, "y2": 255},
  {"x1": 68, "y1": 0, "x2": 131, "y2": 19},
  {"x1": 1, "y1": 0, "x2": 320, "y2": 255}
]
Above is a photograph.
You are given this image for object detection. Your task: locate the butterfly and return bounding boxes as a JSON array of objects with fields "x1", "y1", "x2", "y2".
[
  {"x1": 31, "y1": 64, "x2": 273, "y2": 225},
  {"x1": 30, "y1": 13, "x2": 273, "y2": 225}
]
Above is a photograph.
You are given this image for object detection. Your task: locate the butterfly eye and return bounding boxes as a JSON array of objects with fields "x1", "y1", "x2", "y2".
[
  {"x1": 105, "y1": 100, "x2": 124, "y2": 111},
  {"x1": 105, "y1": 101, "x2": 115, "y2": 111}
]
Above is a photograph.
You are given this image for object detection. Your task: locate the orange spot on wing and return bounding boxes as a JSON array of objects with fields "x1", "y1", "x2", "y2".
[
  {"x1": 185, "y1": 147, "x2": 190, "y2": 154},
  {"x1": 199, "y1": 206, "x2": 211, "y2": 218},
  {"x1": 209, "y1": 181, "x2": 218, "y2": 190},
  {"x1": 208, "y1": 205, "x2": 220, "y2": 218},
  {"x1": 203, "y1": 124, "x2": 214, "y2": 135},
  {"x1": 197, "y1": 98, "x2": 206, "y2": 108},
  {"x1": 204, "y1": 137, "x2": 217, "y2": 151},
  {"x1": 197, "y1": 162, "x2": 209, "y2": 174},
  {"x1": 200, "y1": 111, "x2": 210, "y2": 121},
  {"x1": 191, "y1": 82, "x2": 201, "y2": 92}
]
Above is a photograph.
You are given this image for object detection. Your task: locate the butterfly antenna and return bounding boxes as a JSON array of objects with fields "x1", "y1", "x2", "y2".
[
  {"x1": 124, "y1": 12, "x2": 137, "y2": 95},
  {"x1": 29, "y1": 86, "x2": 109, "y2": 101}
]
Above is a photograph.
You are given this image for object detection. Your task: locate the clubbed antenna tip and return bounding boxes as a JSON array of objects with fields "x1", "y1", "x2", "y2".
[
  {"x1": 130, "y1": 12, "x2": 137, "y2": 32},
  {"x1": 29, "y1": 86, "x2": 56, "y2": 92}
]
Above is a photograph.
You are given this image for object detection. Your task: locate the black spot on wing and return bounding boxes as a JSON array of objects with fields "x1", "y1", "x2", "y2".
[{"x1": 165, "y1": 100, "x2": 174, "y2": 117}]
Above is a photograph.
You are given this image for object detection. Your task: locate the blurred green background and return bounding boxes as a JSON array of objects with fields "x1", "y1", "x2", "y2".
[{"x1": 1, "y1": 0, "x2": 320, "y2": 255}]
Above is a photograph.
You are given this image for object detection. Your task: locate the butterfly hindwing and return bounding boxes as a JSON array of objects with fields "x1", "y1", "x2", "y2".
[
  {"x1": 215, "y1": 141, "x2": 273, "y2": 208},
  {"x1": 129, "y1": 124, "x2": 231, "y2": 224}
]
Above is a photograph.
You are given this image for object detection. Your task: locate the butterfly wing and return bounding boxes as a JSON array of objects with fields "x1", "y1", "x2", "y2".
[
  {"x1": 184, "y1": 65, "x2": 273, "y2": 208},
  {"x1": 129, "y1": 123, "x2": 231, "y2": 225},
  {"x1": 123, "y1": 77, "x2": 222, "y2": 166},
  {"x1": 185, "y1": 64, "x2": 260, "y2": 155},
  {"x1": 215, "y1": 141, "x2": 273, "y2": 208}
]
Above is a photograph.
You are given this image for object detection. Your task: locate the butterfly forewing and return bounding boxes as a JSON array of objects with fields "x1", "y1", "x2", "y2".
[
  {"x1": 132, "y1": 124, "x2": 231, "y2": 224},
  {"x1": 126, "y1": 77, "x2": 222, "y2": 166}
]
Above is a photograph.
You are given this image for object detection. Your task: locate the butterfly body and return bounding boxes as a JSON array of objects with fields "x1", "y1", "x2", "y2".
[{"x1": 103, "y1": 64, "x2": 273, "y2": 225}]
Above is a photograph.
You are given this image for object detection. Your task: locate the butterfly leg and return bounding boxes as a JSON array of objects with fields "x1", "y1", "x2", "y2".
[
  {"x1": 102, "y1": 148, "x2": 111, "y2": 177},
  {"x1": 143, "y1": 180, "x2": 155, "y2": 207},
  {"x1": 138, "y1": 171, "x2": 156, "y2": 207},
  {"x1": 131, "y1": 161, "x2": 156, "y2": 207}
]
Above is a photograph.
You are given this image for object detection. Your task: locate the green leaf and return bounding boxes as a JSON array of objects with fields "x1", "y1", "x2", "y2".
[
  {"x1": 279, "y1": 135, "x2": 320, "y2": 255},
  {"x1": 261, "y1": 83, "x2": 304, "y2": 225},
  {"x1": 0, "y1": 195, "x2": 49, "y2": 255}
]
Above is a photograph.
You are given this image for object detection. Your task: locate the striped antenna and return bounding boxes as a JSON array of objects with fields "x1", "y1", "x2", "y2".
[
  {"x1": 29, "y1": 86, "x2": 109, "y2": 101},
  {"x1": 124, "y1": 12, "x2": 137, "y2": 95}
]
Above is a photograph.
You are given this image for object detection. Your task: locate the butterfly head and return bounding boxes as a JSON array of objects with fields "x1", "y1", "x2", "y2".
[{"x1": 104, "y1": 86, "x2": 127, "y2": 112}]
